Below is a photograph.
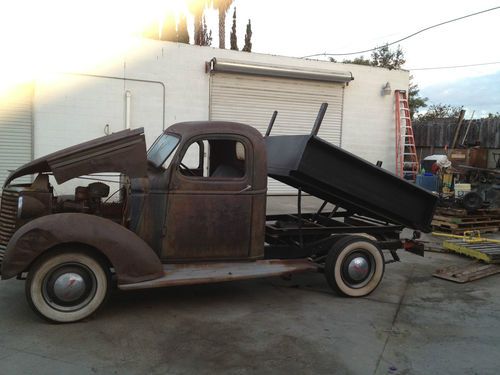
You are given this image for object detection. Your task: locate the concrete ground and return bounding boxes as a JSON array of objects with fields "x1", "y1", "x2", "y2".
[{"x1": 1, "y1": 197, "x2": 500, "y2": 374}]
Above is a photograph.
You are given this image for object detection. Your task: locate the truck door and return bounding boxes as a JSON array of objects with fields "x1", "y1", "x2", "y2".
[{"x1": 162, "y1": 136, "x2": 254, "y2": 260}]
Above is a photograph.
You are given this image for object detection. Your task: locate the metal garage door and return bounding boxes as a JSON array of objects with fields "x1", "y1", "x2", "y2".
[
  {"x1": 209, "y1": 73, "x2": 345, "y2": 194},
  {"x1": 0, "y1": 85, "x2": 33, "y2": 189}
]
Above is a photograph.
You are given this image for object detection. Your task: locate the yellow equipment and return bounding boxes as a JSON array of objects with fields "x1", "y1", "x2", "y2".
[{"x1": 432, "y1": 231, "x2": 500, "y2": 263}]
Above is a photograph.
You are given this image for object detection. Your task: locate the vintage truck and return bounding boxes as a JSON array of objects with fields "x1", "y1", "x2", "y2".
[{"x1": 0, "y1": 104, "x2": 437, "y2": 323}]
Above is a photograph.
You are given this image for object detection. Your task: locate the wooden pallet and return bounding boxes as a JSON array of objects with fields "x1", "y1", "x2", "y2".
[
  {"x1": 434, "y1": 261, "x2": 500, "y2": 283},
  {"x1": 432, "y1": 207, "x2": 500, "y2": 234},
  {"x1": 433, "y1": 214, "x2": 500, "y2": 224},
  {"x1": 432, "y1": 220, "x2": 500, "y2": 229},
  {"x1": 432, "y1": 226, "x2": 499, "y2": 235},
  {"x1": 435, "y1": 207, "x2": 500, "y2": 217}
]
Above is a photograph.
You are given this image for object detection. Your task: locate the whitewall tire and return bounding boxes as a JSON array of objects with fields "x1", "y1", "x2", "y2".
[
  {"x1": 25, "y1": 250, "x2": 109, "y2": 323},
  {"x1": 325, "y1": 236, "x2": 385, "y2": 297}
]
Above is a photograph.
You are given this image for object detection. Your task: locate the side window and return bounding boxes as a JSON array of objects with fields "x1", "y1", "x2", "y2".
[
  {"x1": 179, "y1": 139, "x2": 246, "y2": 179},
  {"x1": 179, "y1": 141, "x2": 204, "y2": 176},
  {"x1": 182, "y1": 142, "x2": 201, "y2": 169}
]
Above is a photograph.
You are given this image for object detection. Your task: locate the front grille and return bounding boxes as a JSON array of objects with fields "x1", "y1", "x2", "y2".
[{"x1": 0, "y1": 189, "x2": 19, "y2": 266}]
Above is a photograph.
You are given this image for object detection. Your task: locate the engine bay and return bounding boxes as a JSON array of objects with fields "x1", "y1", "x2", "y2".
[{"x1": 15, "y1": 173, "x2": 126, "y2": 224}]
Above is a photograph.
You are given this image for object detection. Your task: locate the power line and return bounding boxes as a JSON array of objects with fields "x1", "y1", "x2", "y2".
[
  {"x1": 409, "y1": 61, "x2": 500, "y2": 71},
  {"x1": 302, "y1": 6, "x2": 500, "y2": 58}
]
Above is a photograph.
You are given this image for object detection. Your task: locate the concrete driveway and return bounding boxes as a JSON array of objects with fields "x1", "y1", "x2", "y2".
[{"x1": 1, "y1": 249, "x2": 499, "y2": 375}]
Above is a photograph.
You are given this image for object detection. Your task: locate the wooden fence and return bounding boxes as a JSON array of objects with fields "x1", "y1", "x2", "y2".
[{"x1": 413, "y1": 118, "x2": 500, "y2": 149}]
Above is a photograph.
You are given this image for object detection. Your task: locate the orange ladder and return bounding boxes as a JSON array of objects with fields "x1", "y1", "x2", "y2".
[{"x1": 395, "y1": 90, "x2": 418, "y2": 181}]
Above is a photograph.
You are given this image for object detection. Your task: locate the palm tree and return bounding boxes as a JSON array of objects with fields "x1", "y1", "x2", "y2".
[
  {"x1": 211, "y1": 0, "x2": 234, "y2": 49},
  {"x1": 177, "y1": 14, "x2": 190, "y2": 44},
  {"x1": 186, "y1": 0, "x2": 207, "y2": 45},
  {"x1": 161, "y1": 11, "x2": 177, "y2": 41}
]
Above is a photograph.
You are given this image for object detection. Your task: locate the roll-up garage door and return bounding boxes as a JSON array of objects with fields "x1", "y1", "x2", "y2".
[
  {"x1": 0, "y1": 84, "x2": 33, "y2": 189},
  {"x1": 209, "y1": 73, "x2": 345, "y2": 194}
]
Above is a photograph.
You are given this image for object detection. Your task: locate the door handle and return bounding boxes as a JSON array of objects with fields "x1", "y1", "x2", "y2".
[{"x1": 237, "y1": 185, "x2": 252, "y2": 194}]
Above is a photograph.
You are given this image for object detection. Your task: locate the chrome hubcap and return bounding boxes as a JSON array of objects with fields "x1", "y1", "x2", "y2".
[
  {"x1": 347, "y1": 257, "x2": 370, "y2": 281},
  {"x1": 43, "y1": 263, "x2": 97, "y2": 312},
  {"x1": 53, "y1": 273, "x2": 86, "y2": 302},
  {"x1": 341, "y1": 250, "x2": 375, "y2": 289}
]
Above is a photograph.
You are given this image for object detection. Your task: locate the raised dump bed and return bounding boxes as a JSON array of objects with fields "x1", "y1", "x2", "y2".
[{"x1": 265, "y1": 104, "x2": 437, "y2": 232}]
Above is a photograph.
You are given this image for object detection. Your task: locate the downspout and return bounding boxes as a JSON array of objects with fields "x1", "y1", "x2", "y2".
[{"x1": 62, "y1": 72, "x2": 167, "y2": 130}]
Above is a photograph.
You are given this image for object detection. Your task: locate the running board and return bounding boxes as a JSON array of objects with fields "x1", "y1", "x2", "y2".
[{"x1": 118, "y1": 259, "x2": 318, "y2": 291}]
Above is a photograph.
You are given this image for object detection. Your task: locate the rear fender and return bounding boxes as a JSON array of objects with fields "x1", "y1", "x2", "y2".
[{"x1": 1, "y1": 213, "x2": 163, "y2": 284}]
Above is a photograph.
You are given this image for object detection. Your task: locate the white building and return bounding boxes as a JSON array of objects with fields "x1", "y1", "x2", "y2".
[{"x1": 0, "y1": 40, "x2": 409, "y2": 193}]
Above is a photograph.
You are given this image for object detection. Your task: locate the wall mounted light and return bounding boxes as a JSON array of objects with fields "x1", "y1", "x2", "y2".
[{"x1": 382, "y1": 82, "x2": 392, "y2": 96}]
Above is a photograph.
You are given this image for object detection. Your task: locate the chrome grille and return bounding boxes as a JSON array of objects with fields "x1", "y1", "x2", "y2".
[{"x1": 0, "y1": 189, "x2": 19, "y2": 265}]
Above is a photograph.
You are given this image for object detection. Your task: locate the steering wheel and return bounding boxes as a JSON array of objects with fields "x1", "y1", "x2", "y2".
[{"x1": 179, "y1": 162, "x2": 196, "y2": 176}]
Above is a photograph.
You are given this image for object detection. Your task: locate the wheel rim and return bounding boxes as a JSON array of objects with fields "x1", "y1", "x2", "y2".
[
  {"x1": 42, "y1": 263, "x2": 97, "y2": 312},
  {"x1": 341, "y1": 251, "x2": 375, "y2": 289}
]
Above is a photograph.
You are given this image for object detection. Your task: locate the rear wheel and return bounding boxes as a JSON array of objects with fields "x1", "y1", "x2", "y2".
[
  {"x1": 26, "y1": 250, "x2": 109, "y2": 323},
  {"x1": 324, "y1": 236, "x2": 385, "y2": 297}
]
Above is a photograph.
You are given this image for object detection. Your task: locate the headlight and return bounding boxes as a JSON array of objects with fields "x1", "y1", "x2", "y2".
[
  {"x1": 16, "y1": 195, "x2": 47, "y2": 220},
  {"x1": 17, "y1": 196, "x2": 23, "y2": 219}
]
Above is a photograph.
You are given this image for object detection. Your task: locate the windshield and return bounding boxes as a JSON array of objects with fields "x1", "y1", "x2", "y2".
[{"x1": 147, "y1": 133, "x2": 180, "y2": 168}]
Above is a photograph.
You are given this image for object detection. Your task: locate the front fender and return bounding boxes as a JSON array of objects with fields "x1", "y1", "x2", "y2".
[{"x1": 1, "y1": 213, "x2": 163, "y2": 284}]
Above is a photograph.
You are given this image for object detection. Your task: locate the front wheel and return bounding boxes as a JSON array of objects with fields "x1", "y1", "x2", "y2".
[
  {"x1": 25, "y1": 250, "x2": 110, "y2": 323},
  {"x1": 324, "y1": 236, "x2": 385, "y2": 297}
]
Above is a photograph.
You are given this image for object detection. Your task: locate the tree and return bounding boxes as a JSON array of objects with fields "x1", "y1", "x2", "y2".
[
  {"x1": 337, "y1": 44, "x2": 405, "y2": 69},
  {"x1": 187, "y1": 0, "x2": 206, "y2": 45},
  {"x1": 333, "y1": 45, "x2": 427, "y2": 119},
  {"x1": 199, "y1": 15, "x2": 213, "y2": 46},
  {"x1": 143, "y1": 20, "x2": 160, "y2": 40},
  {"x1": 370, "y1": 44, "x2": 405, "y2": 70},
  {"x1": 230, "y1": 7, "x2": 238, "y2": 50},
  {"x1": 408, "y1": 76, "x2": 428, "y2": 119},
  {"x1": 177, "y1": 14, "x2": 190, "y2": 44},
  {"x1": 242, "y1": 19, "x2": 252, "y2": 52},
  {"x1": 212, "y1": 0, "x2": 234, "y2": 49},
  {"x1": 161, "y1": 12, "x2": 177, "y2": 42},
  {"x1": 342, "y1": 56, "x2": 371, "y2": 66},
  {"x1": 417, "y1": 104, "x2": 464, "y2": 121}
]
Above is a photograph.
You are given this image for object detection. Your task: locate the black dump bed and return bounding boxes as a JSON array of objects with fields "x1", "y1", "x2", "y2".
[{"x1": 265, "y1": 134, "x2": 437, "y2": 232}]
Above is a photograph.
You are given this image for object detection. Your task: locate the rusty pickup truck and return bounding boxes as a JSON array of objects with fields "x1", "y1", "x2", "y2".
[{"x1": 0, "y1": 104, "x2": 437, "y2": 323}]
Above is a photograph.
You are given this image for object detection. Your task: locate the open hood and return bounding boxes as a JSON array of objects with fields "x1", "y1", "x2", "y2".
[{"x1": 4, "y1": 128, "x2": 147, "y2": 187}]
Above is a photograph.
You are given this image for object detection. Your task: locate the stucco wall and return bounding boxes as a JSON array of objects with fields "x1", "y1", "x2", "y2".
[{"x1": 34, "y1": 39, "x2": 409, "y2": 174}]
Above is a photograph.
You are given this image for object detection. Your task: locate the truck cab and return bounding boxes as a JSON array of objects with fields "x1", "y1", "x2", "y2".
[{"x1": 131, "y1": 122, "x2": 267, "y2": 261}]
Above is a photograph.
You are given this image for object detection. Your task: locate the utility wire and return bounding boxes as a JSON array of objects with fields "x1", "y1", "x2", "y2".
[
  {"x1": 302, "y1": 6, "x2": 500, "y2": 58},
  {"x1": 409, "y1": 61, "x2": 500, "y2": 71}
]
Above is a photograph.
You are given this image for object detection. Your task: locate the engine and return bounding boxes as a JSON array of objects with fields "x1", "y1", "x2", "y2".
[
  {"x1": 0, "y1": 173, "x2": 130, "y2": 270},
  {"x1": 0, "y1": 174, "x2": 126, "y2": 263},
  {"x1": 58, "y1": 182, "x2": 110, "y2": 214}
]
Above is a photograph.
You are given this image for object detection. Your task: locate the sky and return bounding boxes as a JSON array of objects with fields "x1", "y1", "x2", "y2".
[
  {"x1": 1, "y1": 0, "x2": 499, "y2": 116},
  {"x1": 210, "y1": 0, "x2": 500, "y2": 116}
]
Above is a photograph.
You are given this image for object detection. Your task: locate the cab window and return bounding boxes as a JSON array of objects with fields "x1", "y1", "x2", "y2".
[{"x1": 179, "y1": 139, "x2": 246, "y2": 178}]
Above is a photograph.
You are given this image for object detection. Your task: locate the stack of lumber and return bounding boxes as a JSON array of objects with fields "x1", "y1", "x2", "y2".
[{"x1": 432, "y1": 207, "x2": 500, "y2": 234}]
